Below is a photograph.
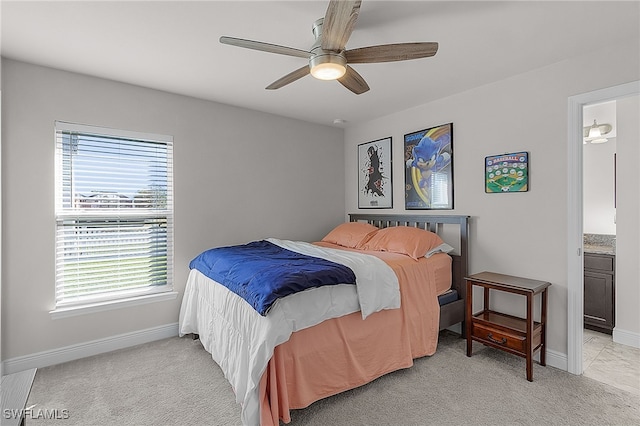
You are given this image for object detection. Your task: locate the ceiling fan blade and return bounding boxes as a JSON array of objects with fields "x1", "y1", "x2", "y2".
[
  {"x1": 346, "y1": 42, "x2": 439, "y2": 63},
  {"x1": 338, "y1": 66, "x2": 369, "y2": 95},
  {"x1": 220, "y1": 36, "x2": 310, "y2": 59},
  {"x1": 321, "y1": 0, "x2": 361, "y2": 52},
  {"x1": 266, "y1": 66, "x2": 310, "y2": 90}
]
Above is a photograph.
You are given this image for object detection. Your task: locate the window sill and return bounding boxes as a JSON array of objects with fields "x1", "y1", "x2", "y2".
[{"x1": 50, "y1": 291, "x2": 178, "y2": 320}]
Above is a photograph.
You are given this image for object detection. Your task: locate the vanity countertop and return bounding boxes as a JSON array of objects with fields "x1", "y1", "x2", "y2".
[
  {"x1": 583, "y1": 244, "x2": 615, "y2": 255},
  {"x1": 584, "y1": 234, "x2": 615, "y2": 255}
]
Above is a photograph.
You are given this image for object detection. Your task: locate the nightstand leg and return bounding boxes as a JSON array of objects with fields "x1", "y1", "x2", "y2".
[
  {"x1": 526, "y1": 293, "x2": 534, "y2": 381},
  {"x1": 466, "y1": 279, "x2": 473, "y2": 357},
  {"x1": 540, "y1": 288, "x2": 548, "y2": 366}
]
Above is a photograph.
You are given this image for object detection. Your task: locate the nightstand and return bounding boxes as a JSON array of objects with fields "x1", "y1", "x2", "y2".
[{"x1": 465, "y1": 272, "x2": 550, "y2": 381}]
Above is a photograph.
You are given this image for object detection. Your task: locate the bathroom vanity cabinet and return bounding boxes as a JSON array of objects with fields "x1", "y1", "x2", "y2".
[{"x1": 584, "y1": 252, "x2": 615, "y2": 334}]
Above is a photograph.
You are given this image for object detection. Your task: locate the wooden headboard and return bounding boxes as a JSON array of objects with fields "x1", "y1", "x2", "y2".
[{"x1": 349, "y1": 213, "x2": 470, "y2": 332}]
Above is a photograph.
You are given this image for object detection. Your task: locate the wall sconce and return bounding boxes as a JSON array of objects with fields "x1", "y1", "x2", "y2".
[{"x1": 583, "y1": 119, "x2": 612, "y2": 144}]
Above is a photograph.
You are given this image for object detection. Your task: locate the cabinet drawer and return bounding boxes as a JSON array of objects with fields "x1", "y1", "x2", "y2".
[
  {"x1": 584, "y1": 254, "x2": 614, "y2": 272},
  {"x1": 472, "y1": 323, "x2": 526, "y2": 353}
]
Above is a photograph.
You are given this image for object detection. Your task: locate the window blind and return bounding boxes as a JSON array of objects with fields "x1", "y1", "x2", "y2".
[
  {"x1": 430, "y1": 171, "x2": 450, "y2": 208},
  {"x1": 54, "y1": 121, "x2": 174, "y2": 307}
]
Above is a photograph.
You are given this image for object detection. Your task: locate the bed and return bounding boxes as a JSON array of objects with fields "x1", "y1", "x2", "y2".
[{"x1": 179, "y1": 213, "x2": 469, "y2": 425}]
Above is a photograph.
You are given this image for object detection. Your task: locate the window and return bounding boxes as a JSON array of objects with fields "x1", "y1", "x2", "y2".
[
  {"x1": 430, "y1": 171, "x2": 450, "y2": 209},
  {"x1": 54, "y1": 121, "x2": 174, "y2": 310}
]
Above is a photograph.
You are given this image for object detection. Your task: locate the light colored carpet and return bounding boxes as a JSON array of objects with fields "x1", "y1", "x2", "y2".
[{"x1": 26, "y1": 331, "x2": 640, "y2": 425}]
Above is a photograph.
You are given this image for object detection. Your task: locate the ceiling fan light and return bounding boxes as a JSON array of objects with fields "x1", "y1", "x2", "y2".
[
  {"x1": 309, "y1": 53, "x2": 347, "y2": 80},
  {"x1": 311, "y1": 62, "x2": 346, "y2": 80}
]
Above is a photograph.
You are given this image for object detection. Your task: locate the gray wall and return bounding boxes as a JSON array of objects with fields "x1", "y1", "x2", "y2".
[
  {"x1": 344, "y1": 38, "x2": 640, "y2": 359},
  {"x1": 1, "y1": 59, "x2": 345, "y2": 360}
]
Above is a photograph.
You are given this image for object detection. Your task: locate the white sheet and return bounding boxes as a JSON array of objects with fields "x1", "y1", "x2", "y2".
[{"x1": 178, "y1": 240, "x2": 400, "y2": 426}]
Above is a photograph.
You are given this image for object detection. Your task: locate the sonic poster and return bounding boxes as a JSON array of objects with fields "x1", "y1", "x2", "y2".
[
  {"x1": 358, "y1": 137, "x2": 392, "y2": 208},
  {"x1": 404, "y1": 123, "x2": 453, "y2": 209}
]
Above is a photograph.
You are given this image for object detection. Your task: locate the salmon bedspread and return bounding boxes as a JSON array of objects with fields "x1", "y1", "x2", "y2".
[
  {"x1": 179, "y1": 240, "x2": 451, "y2": 426},
  {"x1": 258, "y1": 244, "x2": 451, "y2": 425}
]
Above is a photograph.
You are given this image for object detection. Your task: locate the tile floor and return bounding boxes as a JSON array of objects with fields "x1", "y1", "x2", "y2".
[{"x1": 583, "y1": 328, "x2": 640, "y2": 395}]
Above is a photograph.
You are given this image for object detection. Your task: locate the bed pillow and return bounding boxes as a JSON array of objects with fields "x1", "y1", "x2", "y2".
[
  {"x1": 321, "y1": 222, "x2": 379, "y2": 248},
  {"x1": 360, "y1": 226, "x2": 445, "y2": 260},
  {"x1": 425, "y1": 242, "x2": 455, "y2": 258}
]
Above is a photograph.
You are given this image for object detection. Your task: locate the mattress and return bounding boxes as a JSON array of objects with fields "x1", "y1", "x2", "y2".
[{"x1": 438, "y1": 289, "x2": 458, "y2": 305}]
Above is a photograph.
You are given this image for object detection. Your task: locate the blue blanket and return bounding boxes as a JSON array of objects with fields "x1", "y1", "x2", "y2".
[{"x1": 189, "y1": 240, "x2": 356, "y2": 315}]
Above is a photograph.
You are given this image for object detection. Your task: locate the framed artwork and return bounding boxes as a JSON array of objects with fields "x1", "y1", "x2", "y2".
[
  {"x1": 485, "y1": 151, "x2": 529, "y2": 193},
  {"x1": 404, "y1": 123, "x2": 453, "y2": 209},
  {"x1": 358, "y1": 137, "x2": 392, "y2": 208}
]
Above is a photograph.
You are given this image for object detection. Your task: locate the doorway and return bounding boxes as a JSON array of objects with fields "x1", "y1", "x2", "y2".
[{"x1": 567, "y1": 81, "x2": 640, "y2": 376}]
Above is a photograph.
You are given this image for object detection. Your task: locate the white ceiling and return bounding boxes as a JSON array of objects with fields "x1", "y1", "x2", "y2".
[{"x1": 2, "y1": 1, "x2": 639, "y2": 127}]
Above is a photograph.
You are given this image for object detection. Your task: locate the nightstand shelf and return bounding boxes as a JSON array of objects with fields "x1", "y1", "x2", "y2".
[{"x1": 471, "y1": 310, "x2": 542, "y2": 357}]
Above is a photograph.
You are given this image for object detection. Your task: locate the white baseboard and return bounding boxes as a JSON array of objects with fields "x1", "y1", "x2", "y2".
[
  {"x1": 545, "y1": 348, "x2": 568, "y2": 372},
  {"x1": 613, "y1": 327, "x2": 640, "y2": 349},
  {"x1": 1, "y1": 322, "x2": 179, "y2": 374},
  {"x1": 2, "y1": 321, "x2": 573, "y2": 376}
]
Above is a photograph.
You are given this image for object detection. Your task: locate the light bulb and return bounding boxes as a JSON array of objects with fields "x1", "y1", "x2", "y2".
[
  {"x1": 309, "y1": 53, "x2": 347, "y2": 81},
  {"x1": 310, "y1": 62, "x2": 346, "y2": 80},
  {"x1": 588, "y1": 120, "x2": 601, "y2": 138}
]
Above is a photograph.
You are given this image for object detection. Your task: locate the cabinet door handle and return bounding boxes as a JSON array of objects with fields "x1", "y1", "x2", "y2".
[{"x1": 487, "y1": 333, "x2": 507, "y2": 345}]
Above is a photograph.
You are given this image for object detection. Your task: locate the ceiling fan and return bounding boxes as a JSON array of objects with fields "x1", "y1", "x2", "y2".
[{"x1": 219, "y1": 0, "x2": 438, "y2": 95}]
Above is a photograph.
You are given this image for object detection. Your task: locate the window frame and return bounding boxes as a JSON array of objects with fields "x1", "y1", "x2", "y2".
[{"x1": 52, "y1": 121, "x2": 175, "y2": 317}]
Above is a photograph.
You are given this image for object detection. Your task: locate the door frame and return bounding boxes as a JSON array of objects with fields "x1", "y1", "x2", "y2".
[{"x1": 567, "y1": 80, "x2": 640, "y2": 375}]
